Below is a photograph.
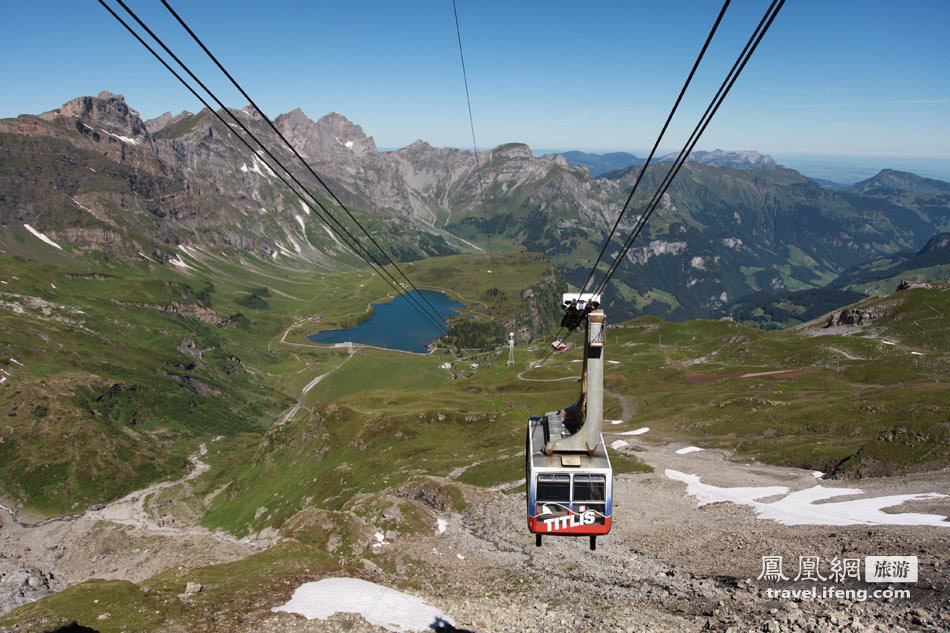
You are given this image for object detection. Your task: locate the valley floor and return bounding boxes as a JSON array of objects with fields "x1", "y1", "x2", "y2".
[{"x1": 3, "y1": 431, "x2": 948, "y2": 633}]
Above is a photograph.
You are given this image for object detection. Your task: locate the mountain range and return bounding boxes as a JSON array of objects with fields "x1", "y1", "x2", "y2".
[
  {"x1": 547, "y1": 148, "x2": 776, "y2": 178},
  {"x1": 2, "y1": 92, "x2": 948, "y2": 324},
  {"x1": 554, "y1": 150, "x2": 644, "y2": 177}
]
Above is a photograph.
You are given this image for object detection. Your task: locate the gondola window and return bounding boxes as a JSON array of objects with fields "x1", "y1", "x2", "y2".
[{"x1": 537, "y1": 473, "x2": 571, "y2": 502}]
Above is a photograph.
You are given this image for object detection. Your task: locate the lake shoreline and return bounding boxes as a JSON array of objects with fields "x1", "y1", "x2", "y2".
[{"x1": 307, "y1": 289, "x2": 465, "y2": 354}]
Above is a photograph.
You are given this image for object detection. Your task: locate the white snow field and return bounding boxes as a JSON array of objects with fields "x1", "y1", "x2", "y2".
[
  {"x1": 619, "y1": 427, "x2": 649, "y2": 436},
  {"x1": 23, "y1": 224, "x2": 63, "y2": 250},
  {"x1": 675, "y1": 446, "x2": 703, "y2": 455},
  {"x1": 273, "y1": 577, "x2": 454, "y2": 632},
  {"x1": 665, "y1": 470, "x2": 950, "y2": 527}
]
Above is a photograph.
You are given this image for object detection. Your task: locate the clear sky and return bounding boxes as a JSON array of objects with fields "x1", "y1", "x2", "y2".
[{"x1": 2, "y1": 1, "x2": 948, "y2": 159}]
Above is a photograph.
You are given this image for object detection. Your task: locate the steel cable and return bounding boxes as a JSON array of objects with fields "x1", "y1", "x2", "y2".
[
  {"x1": 100, "y1": 0, "x2": 450, "y2": 335},
  {"x1": 158, "y1": 0, "x2": 452, "y2": 331}
]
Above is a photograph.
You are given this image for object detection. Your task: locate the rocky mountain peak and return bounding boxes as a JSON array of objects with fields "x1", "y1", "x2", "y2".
[
  {"x1": 145, "y1": 110, "x2": 194, "y2": 135},
  {"x1": 238, "y1": 105, "x2": 266, "y2": 121},
  {"x1": 657, "y1": 149, "x2": 775, "y2": 169},
  {"x1": 283, "y1": 107, "x2": 306, "y2": 118},
  {"x1": 315, "y1": 112, "x2": 369, "y2": 139},
  {"x1": 315, "y1": 112, "x2": 377, "y2": 156},
  {"x1": 541, "y1": 152, "x2": 569, "y2": 167},
  {"x1": 144, "y1": 111, "x2": 174, "y2": 134},
  {"x1": 274, "y1": 109, "x2": 377, "y2": 158},
  {"x1": 145, "y1": 111, "x2": 174, "y2": 134},
  {"x1": 40, "y1": 91, "x2": 149, "y2": 144},
  {"x1": 491, "y1": 142, "x2": 534, "y2": 160},
  {"x1": 401, "y1": 139, "x2": 435, "y2": 153}
]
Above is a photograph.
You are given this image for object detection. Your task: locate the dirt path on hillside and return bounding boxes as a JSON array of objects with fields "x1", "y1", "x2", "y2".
[
  {"x1": 605, "y1": 388, "x2": 636, "y2": 420},
  {"x1": 278, "y1": 346, "x2": 357, "y2": 425},
  {"x1": 2, "y1": 327, "x2": 359, "y2": 615},
  {"x1": 0, "y1": 444, "x2": 263, "y2": 615}
]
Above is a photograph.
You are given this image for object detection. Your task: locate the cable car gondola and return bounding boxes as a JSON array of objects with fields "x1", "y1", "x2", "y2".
[{"x1": 527, "y1": 293, "x2": 612, "y2": 550}]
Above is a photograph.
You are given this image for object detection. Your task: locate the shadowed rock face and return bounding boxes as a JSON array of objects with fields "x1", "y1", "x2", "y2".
[
  {"x1": 0, "y1": 94, "x2": 455, "y2": 267},
  {"x1": 40, "y1": 92, "x2": 151, "y2": 145},
  {"x1": 826, "y1": 307, "x2": 881, "y2": 327}
]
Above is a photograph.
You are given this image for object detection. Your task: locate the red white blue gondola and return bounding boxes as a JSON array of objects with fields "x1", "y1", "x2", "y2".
[
  {"x1": 526, "y1": 293, "x2": 612, "y2": 550},
  {"x1": 526, "y1": 418, "x2": 612, "y2": 541}
]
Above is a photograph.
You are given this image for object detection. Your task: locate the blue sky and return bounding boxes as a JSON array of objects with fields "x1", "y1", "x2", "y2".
[{"x1": 2, "y1": 1, "x2": 948, "y2": 159}]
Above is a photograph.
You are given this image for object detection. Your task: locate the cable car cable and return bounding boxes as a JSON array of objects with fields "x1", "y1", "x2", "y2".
[
  {"x1": 99, "y1": 0, "x2": 451, "y2": 335},
  {"x1": 104, "y1": 0, "x2": 450, "y2": 334},
  {"x1": 156, "y1": 0, "x2": 452, "y2": 332},
  {"x1": 534, "y1": 0, "x2": 781, "y2": 368},
  {"x1": 451, "y1": 0, "x2": 496, "y2": 286},
  {"x1": 530, "y1": 0, "x2": 730, "y2": 368},
  {"x1": 593, "y1": 0, "x2": 785, "y2": 297},
  {"x1": 532, "y1": 327, "x2": 579, "y2": 368},
  {"x1": 578, "y1": 0, "x2": 730, "y2": 297}
]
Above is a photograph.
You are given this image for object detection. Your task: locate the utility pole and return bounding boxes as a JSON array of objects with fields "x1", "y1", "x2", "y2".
[{"x1": 507, "y1": 332, "x2": 515, "y2": 367}]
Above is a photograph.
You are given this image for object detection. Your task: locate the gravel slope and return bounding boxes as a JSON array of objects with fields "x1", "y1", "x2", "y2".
[{"x1": 3, "y1": 435, "x2": 948, "y2": 632}]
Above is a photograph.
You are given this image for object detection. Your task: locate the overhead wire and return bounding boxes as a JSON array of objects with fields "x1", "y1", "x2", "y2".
[
  {"x1": 531, "y1": 329, "x2": 578, "y2": 369},
  {"x1": 534, "y1": 0, "x2": 784, "y2": 367},
  {"x1": 579, "y1": 0, "x2": 731, "y2": 296},
  {"x1": 592, "y1": 0, "x2": 786, "y2": 297},
  {"x1": 451, "y1": 0, "x2": 497, "y2": 286},
  {"x1": 157, "y1": 0, "x2": 452, "y2": 331},
  {"x1": 531, "y1": 0, "x2": 732, "y2": 367},
  {"x1": 99, "y1": 0, "x2": 450, "y2": 335}
]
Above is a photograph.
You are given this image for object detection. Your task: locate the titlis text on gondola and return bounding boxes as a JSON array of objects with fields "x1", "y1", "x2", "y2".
[{"x1": 544, "y1": 510, "x2": 596, "y2": 531}]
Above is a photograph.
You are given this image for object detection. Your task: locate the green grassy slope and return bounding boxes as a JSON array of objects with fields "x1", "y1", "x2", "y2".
[
  {"x1": 0, "y1": 252, "x2": 298, "y2": 514},
  {"x1": 595, "y1": 287, "x2": 949, "y2": 477},
  {"x1": 0, "y1": 249, "x2": 560, "y2": 515}
]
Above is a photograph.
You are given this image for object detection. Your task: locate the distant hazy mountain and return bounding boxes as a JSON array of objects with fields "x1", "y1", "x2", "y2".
[
  {"x1": 774, "y1": 154, "x2": 950, "y2": 186},
  {"x1": 556, "y1": 149, "x2": 775, "y2": 176},
  {"x1": 556, "y1": 150, "x2": 644, "y2": 177},
  {"x1": 843, "y1": 169, "x2": 950, "y2": 232},
  {"x1": 656, "y1": 149, "x2": 776, "y2": 169},
  {"x1": 828, "y1": 232, "x2": 950, "y2": 291},
  {"x1": 807, "y1": 177, "x2": 847, "y2": 190},
  {"x1": 844, "y1": 169, "x2": 950, "y2": 196}
]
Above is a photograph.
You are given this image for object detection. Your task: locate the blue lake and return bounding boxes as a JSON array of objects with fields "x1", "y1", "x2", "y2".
[{"x1": 307, "y1": 289, "x2": 464, "y2": 354}]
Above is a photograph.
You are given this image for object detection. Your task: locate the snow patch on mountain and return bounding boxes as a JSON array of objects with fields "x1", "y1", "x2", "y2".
[
  {"x1": 666, "y1": 470, "x2": 950, "y2": 527},
  {"x1": 23, "y1": 225, "x2": 63, "y2": 250}
]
